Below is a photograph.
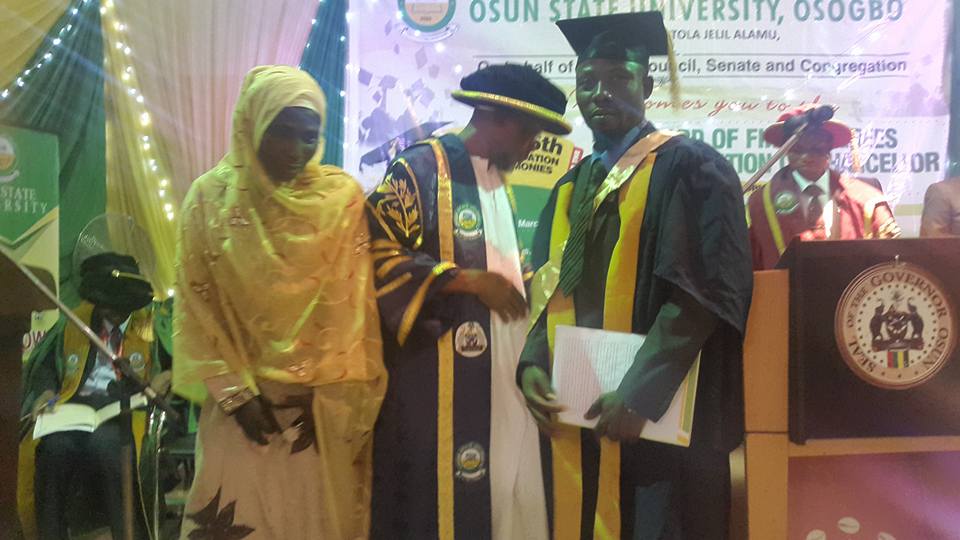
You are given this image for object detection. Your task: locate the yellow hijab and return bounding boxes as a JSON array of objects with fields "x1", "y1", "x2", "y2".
[{"x1": 173, "y1": 66, "x2": 384, "y2": 402}]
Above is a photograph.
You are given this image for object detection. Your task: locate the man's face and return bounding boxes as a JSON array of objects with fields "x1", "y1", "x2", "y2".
[
  {"x1": 787, "y1": 129, "x2": 833, "y2": 181},
  {"x1": 575, "y1": 58, "x2": 653, "y2": 140},
  {"x1": 488, "y1": 113, "x2": 542, "y2": 171},
  {"x1": 257, "y1": 106, "x2": 322, "y2": 183}
]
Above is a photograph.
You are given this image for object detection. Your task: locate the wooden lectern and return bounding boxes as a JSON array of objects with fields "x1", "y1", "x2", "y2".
[
  {"x1": 0, "y1": 256, "x2": 56, "y2": 539},
  {"x1": 741, "y1": 238, "x2": 960, "y2": 538}
]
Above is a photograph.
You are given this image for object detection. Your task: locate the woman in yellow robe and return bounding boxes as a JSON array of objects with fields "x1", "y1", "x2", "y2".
[{"x1": 173, "y1": 65, "x2": 386, "y2": 540}]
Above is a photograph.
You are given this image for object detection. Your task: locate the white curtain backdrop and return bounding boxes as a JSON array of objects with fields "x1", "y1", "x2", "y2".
[{"x1": 115, "y1": 0, "x2": 317, "y2": 200}]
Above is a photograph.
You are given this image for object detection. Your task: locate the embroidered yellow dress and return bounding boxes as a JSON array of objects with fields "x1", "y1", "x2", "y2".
[{"x1": 173, "y1": 66, "x2": 386, "y2": 540}]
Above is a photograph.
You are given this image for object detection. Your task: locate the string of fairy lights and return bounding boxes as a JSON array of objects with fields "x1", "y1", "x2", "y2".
[
  {"x1": 0, "y1": 0, "x2": 85, "y2": 102},
  {"x1": 0, "y1": 0, "x2": 175, "y2": 226},
  {"x1": 100, "y1": 0, "x2": 176, "y2": 224},
  {"x1": 5, "y1": 0, "x2": 344, "y2": 189},
  {"x1": 300, "y1": 0, "x2": 351, "y2": 158}
]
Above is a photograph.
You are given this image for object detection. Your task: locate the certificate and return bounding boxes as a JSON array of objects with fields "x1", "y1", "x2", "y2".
[{"x1": 552, "y1": 325, "x2": 700, "y2": 447}]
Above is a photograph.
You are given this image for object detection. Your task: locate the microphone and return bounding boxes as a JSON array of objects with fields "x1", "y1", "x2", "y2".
[
  {"x1": 783, "y1": 105, "x2": 836, "y2": 136},
  {"x1": 808, "y1": 105, "x2": 835, "y2": 123},
  {"x1": 741, "y1": 105, "x2": 838, "y2": 194}
]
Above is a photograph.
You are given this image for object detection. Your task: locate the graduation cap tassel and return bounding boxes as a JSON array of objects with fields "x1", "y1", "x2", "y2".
[{"x1": 666, "y1": 31, "x2": 681, "y2": 110}]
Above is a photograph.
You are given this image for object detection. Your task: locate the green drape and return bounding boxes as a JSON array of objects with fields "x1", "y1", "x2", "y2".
[
  {"x1": 300, "y1": 0, "x2": 347, "y2": 166},
  {"x1": 0, "y1": 0, "x2": 104, "y2": 306}
]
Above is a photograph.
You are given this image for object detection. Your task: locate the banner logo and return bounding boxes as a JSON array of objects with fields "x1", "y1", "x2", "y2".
[
  {"x1": 0, "y1": 134, "x2": 19, "y2": 184},
  {"x1": 835, "y1": 260, "x2": 957, "y2": 389},
  {"x1": 397, "y1": 0, "x2": 458, "y2": 42}
]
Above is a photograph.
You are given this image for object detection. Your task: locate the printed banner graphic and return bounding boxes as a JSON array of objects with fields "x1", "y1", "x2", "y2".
[
  {"x1": 0, "y1": 125, "x2": 60, "y2": 359},
  {"x1": 347, "y1": 1, "x2": 950, "y2": 236}
]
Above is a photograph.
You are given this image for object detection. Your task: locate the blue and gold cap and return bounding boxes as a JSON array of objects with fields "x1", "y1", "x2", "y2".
[{"x1": 452, "y1": 63, "x2": 571, "y2": 135}]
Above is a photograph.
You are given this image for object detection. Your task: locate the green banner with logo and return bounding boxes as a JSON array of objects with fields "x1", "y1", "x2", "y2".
[{"x1": 0, "y1": 125, "x2": 60, "y2": 358}]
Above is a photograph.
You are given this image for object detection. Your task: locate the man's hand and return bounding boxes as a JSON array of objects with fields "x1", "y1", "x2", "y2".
[
  {"x1": 30, "y1": 390, "x2": 57, "y2": 422},
  {"x1": 149, "y1": 370, "x2": 173, "y2": 396},
  {"x1": 474, "y1": 271, "x2": 527, "y2": 321},
  {"x1": 444, "y1": 269, "x2": 527, "y2": 321},
  {"x1": 585, "y1": 392, "x2": 647, "y2": 442},
  {"x1": 520, "y1": 366, "x2": 564, "y2": 435},
  {"x1": 234, "y1": 396, "x2": 281, "y2": 446}
]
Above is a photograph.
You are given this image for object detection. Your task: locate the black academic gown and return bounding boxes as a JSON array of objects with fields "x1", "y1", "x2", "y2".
[
  {"x1": 518, "y1": 124, "x2": 753, "y2": 539},
  {"x1": 366, "y1": 134, "x2": 527, "y2": 539},
  {"x1": 20, "y1": 304, "x2": 171, "y2": 540}
]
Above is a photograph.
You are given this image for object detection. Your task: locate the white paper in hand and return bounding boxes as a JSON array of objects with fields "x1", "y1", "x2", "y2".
[{"x1": 551, "y1": 325, "x2": 699, "y2": 447}]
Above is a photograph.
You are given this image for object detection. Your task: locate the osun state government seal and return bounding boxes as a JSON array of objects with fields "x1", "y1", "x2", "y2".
[{"x1": 834, "y1": 259, "x2": 957, "y2": 389}]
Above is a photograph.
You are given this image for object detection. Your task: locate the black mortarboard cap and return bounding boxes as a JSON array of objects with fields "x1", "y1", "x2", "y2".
[
  {"x1": 557, "y1": 11, "x2": 680, "y2": 107},
  {"x1": 557, "y1": 12, "x2": 669, "y2": 61},
  {"x1": 79, "y1": 252, "x2": 154, "y2": 312}
]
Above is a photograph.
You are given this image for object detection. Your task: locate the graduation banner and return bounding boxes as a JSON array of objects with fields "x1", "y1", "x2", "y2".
[
  {"x1": 345, "y1": 1, "x2": 951, "y2": 235},
  {"x1": 505, "y1": 134, "x2": 581, "y2": 262},
  {"x1": 0, "y1": 125, "x2": 60, "y2": 359}
]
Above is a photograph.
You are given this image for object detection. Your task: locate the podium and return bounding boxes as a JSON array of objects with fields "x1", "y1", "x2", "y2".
[
  {"x1": 0, "y1": 256, "x2": 56, "y2": 538},
  {"x1": 742, "y1": 238, "x2": 960, "y2": 538}
]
